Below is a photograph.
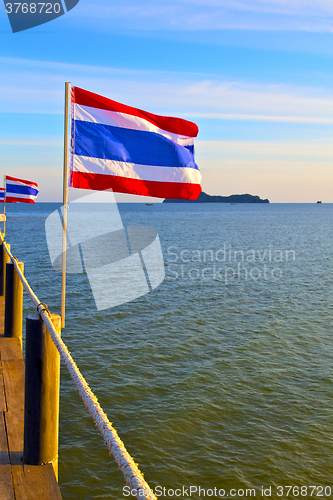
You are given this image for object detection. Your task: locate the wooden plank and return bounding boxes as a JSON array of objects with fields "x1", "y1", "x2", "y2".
[
  {"x1": 2, "y1": 356, "x2": 25, "y2": 467},
  {"x1": 0, "y1": 297, "x2": 62, "y2": 499},
  {"x1": 11, "y1": 463, "x2": 62, "y2": 500},
  {"x1": 0, "y1": 465, "x2": 15, "y2": 500},
  {"x1": 6, "y1": 410, "x2": 63, "y2": 498},
  {"x1": 5, "y1": 409, "x2": 24, "y2": 466},
  {"x1": 0, "y1": 338, "x2": 23, "y2": 361},
  {"x1": 0, "y1": 413, "x2": 15, "y2": 500},
  {"x1": 0, "y1": 412, "x2": 9, "y2": 464},
  {"x1": 2, "y1": 357, "x2": 25, "y2": 465},
  {"x1": 0, "y1": 366, "x2": 6, "y2": 412},
  {"x1": 2, "y1": 359, "x2": 25, "y2": 413},
  {"x1": 0, "y1": 297, "x2": 4, "y2": 335}
]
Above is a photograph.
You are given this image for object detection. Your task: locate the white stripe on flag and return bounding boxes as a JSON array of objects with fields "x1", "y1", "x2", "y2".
[
  {"x1": 74, "y1": 104, "x2": 195, "y2": 148},
  {"x1": 6, "y1": 192, "x2": 36, "y2": 200},
  {"x1": 6, "y1": 180, "x2": 37, "y2": 188},
  {"x1": 72, "y1": 155, "x2": 202, "y2": 184}
]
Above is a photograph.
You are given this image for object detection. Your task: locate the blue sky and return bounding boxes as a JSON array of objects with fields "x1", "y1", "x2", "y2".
[{"x1": 1, "y1": 0, "x2": 333, "y2": 202}]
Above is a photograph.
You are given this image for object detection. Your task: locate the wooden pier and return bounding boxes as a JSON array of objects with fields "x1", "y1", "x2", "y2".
[
  {"x1": 0, "y1": 233, "x2": 156, "y2": 500},
  {"x1": 0, "y1": 297, "x2": 62, "y2": 499}
]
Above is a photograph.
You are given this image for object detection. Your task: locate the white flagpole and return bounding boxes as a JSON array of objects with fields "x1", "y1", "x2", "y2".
[{"x1": 61, "y1": 82, "x2": 71, "y2": 328}]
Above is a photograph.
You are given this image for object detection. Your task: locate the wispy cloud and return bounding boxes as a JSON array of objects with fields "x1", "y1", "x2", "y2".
[
  {"x1": 1, "y1": 57, "x2": 333, "y2": 127},
  {"x1": 0, "y1": 138, "x2": 62, "y2": 146},
  {"x1": 196, "y1": 139, "x2": 333, "y2": 162},
  {"x1": 1, "y1": 56, "x2": 332, "y2": 202},
  {"x1": 177, "y1": 0, "x2": 333, "y2": 17},
  {"x1": 191, "y1": 114, "x2": 333, "y2": 124},
  {"x1": 72, "y1": 0, "x2": 333, "y2": 32}
]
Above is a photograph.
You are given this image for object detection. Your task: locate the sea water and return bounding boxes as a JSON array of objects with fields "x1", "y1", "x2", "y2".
[{"x1": 4, "y1": 202, "x2": 333, "y2": 500}]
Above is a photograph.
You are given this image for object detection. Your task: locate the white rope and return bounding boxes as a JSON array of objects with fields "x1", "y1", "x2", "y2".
[{"x1": 1, "y1": 236, "x2": 157, "y2": 500}]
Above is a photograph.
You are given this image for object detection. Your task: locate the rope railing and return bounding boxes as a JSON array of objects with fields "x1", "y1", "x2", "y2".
[{"x1": 0, "y1": 234, "x2": 157, "y2": 500}]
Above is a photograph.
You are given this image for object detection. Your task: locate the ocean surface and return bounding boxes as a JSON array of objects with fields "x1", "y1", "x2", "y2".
[{"x1": 4, "y1": 202, "x2": 333, "y2": 500}]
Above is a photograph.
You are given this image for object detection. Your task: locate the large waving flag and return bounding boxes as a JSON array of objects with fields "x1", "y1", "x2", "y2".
[
  {"x1": 70, "y1": 87, "x2": 202, "y2": 199},
  {"x1": 5, "y1": 176, "x2": 39, "y2": 204}
]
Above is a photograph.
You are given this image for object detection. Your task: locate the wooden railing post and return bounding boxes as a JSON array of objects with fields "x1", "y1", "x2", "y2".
[
  {"x1": 4, "y1": 261, "x2": 24, "y2": 348},
  {"x1": 23, "y1": 313, "x2": 61, "y2": 480},
  {"x1": 0, "y1": 240, "x2": 3, "y2": 296},
  {"x1": 0, "y1": 241, "x2": 10, "y2": 297}
]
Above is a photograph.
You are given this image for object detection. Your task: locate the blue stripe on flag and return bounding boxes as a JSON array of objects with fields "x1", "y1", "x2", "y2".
[
  {"x1": 74, "y1": 121, "x2": 198, "y2": 170},
  {"x1": 6, "y1": 185, "x2": 39, "y2": 196}
]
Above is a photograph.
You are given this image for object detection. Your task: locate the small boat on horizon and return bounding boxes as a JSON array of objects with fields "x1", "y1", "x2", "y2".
[{"x1": 317, "y1": 201, "x2": 322, "y2": 204}]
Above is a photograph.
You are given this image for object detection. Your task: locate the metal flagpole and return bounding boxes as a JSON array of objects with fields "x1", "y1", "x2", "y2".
[{"x1": 61, "y1": 82, "x2": 71, "y2": 328}]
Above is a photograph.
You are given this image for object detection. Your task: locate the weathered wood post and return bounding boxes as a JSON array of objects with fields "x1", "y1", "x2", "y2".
[
  {"x1": 23, "y1": 313, "x2": 61, "y2": 480},
  {"x1": 0, "y1": 241, "x2": 10, "y2": 297},
  {"x1": 4, "y1": 261, "x2": 24, "y2": 347},
  {"x1": 0, "y1": 239, "x2": 3, "y2": 296}
]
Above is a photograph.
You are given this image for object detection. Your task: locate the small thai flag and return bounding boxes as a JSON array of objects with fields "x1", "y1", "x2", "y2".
[
  {"x1": 0, "y1": 188, "x2": 4, "y2": 202},
  {"x1": 70, "y1": 86, "x2": 202, "y2": 200},
  {"x1": 5, "y1": 176, "x2": 39, "y2": 204}
]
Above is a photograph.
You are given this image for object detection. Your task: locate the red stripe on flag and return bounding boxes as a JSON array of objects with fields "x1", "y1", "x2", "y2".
[
  {"x1": 6, "y1": 175, "x2": 38, "y2": 188},
  {"x1": 70, "y1": 171, "x2": 202, "y2": 200},
  {"x1": 72, "y1": 87, "x2": 199, "y2": 138},
  {"x1": 5, "y1": 197, "x2": 35, "y2": 204}
]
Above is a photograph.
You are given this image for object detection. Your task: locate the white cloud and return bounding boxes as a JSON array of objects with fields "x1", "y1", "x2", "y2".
[
  {"x1": 0, "y1": 138, "x2": 62, "y2": 147},
  {"x1": 177, "y1": 0, "x2": 333, "y2": 16},
  {"x1": 1, "y1": 57, "x2": 333, "y2": 202},
  {"x1": 192, "y1": 113, "x2": 333, "y2": 124},
  {"x1": 3, "y1": 0, "x2": 331, "y2": 32},
  {"x1": 1, "y1": 57, "x2": 333, "y2": 126},
  {"x1": 72, "y1": 0, "x2": 333, "y2": 32},
  {"x1": 196, "y1": 139, "x2": 333, "y2": 158}
]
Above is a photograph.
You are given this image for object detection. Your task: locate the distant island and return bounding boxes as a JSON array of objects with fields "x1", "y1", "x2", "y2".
[{"x1": 163, "y1": 192, "x2": 269, "y2": 203}]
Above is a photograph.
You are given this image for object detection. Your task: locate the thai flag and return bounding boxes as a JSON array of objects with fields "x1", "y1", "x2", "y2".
[
  {"x1": 70, "y1": 87, "x2": 202, "y2": 199},
  {"x1": 0, "y1": 188, "x2": 4, "y2": 202},
  {"x1": 5, "y1": 176, "x2": 39, "y2": 204}
]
